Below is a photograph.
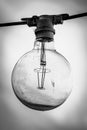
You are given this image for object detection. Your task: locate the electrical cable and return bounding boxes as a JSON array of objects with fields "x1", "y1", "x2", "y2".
[{"x1": 0, "y1": 12, "x2": 86, "y2": 27}]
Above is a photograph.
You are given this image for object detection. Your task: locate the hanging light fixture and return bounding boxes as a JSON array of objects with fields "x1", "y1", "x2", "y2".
[{"x1": 0, "y1": 12, "x2": 87, "y2": 111}]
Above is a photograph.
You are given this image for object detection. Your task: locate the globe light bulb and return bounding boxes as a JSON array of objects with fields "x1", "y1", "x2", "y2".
[{"x1": 11, "y1": 16, "x2": 73, "y2": 111}]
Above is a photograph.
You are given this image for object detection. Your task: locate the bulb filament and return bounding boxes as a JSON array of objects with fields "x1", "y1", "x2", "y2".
[{"x1": 34, "y1": 42, "x2": 48, "y2": 90}]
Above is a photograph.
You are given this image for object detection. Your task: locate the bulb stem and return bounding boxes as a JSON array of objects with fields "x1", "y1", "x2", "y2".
[
  {"x1": 40, "y1": 42, "x2": 46, "y2": 66},
  {"x1": 38, "y1": 42, "x2": 46, "y2": 89},
  {"x1": 41, "y1": 66, "x2": 46, "y2": 89}
]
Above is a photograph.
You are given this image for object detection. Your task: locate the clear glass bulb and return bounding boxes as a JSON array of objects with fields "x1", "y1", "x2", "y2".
[{"x1": 11, "y1": 39, "x2": 72, "y2": 111}]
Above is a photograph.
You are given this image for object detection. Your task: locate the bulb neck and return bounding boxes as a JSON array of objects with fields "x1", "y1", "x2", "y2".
[
  {"x1": 35, "y1": 15, "x2": 55, "y2": 42},
  {"x1": 34, "y1": 39, "x2": 55, "y2": 51}
]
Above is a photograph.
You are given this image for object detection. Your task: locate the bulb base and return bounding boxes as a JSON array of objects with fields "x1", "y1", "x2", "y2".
[{"x1": 35, "y1": 15, "x2": 55, "y2": 42}]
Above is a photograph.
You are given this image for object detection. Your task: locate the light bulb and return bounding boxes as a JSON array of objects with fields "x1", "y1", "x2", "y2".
[
  {"x1": 11, "y1": 16, "x2": 73, "y2": 111},
  {"x1": 11, "y1": 40, "x2": 72, "y2": 111}
]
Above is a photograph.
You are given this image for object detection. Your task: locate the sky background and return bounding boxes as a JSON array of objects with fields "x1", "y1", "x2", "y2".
[{"x1": 0, "y1": 0, "x2": 87, "y2": 130}]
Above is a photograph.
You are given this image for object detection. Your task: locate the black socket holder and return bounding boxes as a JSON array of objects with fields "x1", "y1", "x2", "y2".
[
  {"x1": 35, "y1": 15, "x2": 55, "y2": 42},
  {"x1": 22, "y1": 14, "x2": 68, "y2": 42}
]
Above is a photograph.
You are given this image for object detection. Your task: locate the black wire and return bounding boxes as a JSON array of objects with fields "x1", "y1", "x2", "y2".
[
  {"x1": 0, "y1": 21, "x2": 27, "y2": 27},
  {"x1": 63, "y1": 12, "x2": 87, "y2": 20},
  {"x1": 0, "y1": 12, "x2": 87, "y2": 27}
]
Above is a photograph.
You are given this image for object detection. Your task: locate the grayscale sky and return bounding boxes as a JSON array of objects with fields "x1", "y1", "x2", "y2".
[{"x1": 0, "y1": 0, "x2": 87, "y2": 130}]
